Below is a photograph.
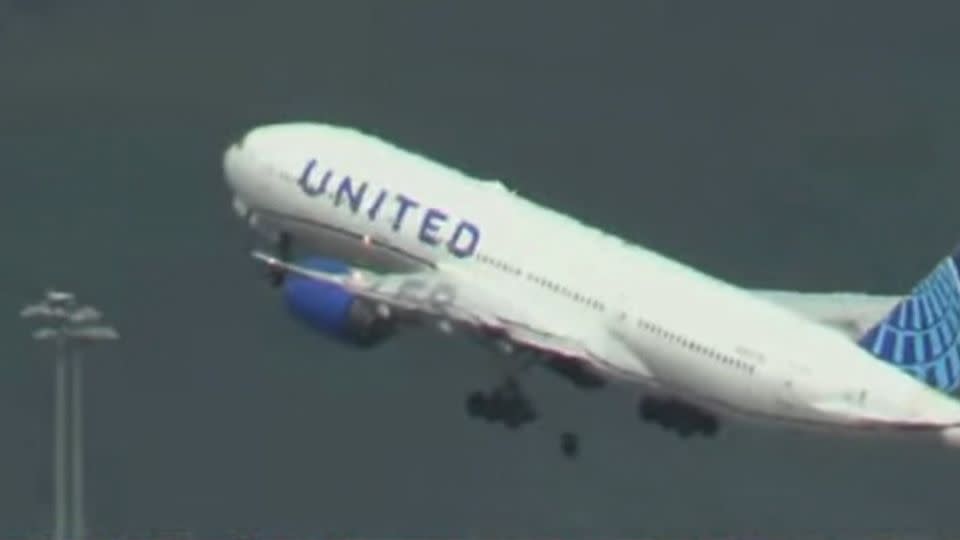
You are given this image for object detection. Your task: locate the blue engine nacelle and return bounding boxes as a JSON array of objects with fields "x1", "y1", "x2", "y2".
[{"x1": 282, "y1": 257, "x2": 396, "y2": 347}]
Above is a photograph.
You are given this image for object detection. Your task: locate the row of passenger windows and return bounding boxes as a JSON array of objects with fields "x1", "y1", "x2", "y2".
[
  {"x1": 475, "y1": 252, "x2": 752, "y2": 375},
  {"x1": 475, "y1": 252, "x2": 607, "y2": 311},
  {"x1": 476, "y1": 253, "x2": 522, "y2": 276},
  {"x1": 635, "y1": 318, "x2": 756, "y2": 375}
]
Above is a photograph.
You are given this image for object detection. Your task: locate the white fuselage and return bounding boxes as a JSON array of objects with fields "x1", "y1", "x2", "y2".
[{"x1": 223, "y1": 123, "x2": 960, "y2": 443}]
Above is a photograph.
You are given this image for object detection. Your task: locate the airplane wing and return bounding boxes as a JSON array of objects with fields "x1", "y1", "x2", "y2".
[
  {"x1": 252, "y1": 251, "x2": 612, "y2": 375},
  {"x1": 752, "y1": 289, "x2": 902, "y2": 340}
]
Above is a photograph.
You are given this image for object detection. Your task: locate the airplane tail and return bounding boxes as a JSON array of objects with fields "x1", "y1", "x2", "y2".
[{"x1": 858, "y1": 248, "x2": 960, "y2": 393}]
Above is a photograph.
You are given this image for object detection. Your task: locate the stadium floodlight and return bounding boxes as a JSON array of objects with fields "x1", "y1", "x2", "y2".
[
  {"x1": 21, "y1": 303, "x2": 66, "y2": 319},
  {"x1": 67, "y1": 306, "x2": 102, "y2": 324},
  {"x1": 65, "y1": 325, "x2": 118, "y2": 341},
  {"x1": 32, "y1": 327, "x2": 60, "y2": 341},
  {"x1": 45, "y1": 290, "x2": 76, "y2": 304},
  {"x1": 19, "y1": 290, "x2": 118, "y2": 540}
]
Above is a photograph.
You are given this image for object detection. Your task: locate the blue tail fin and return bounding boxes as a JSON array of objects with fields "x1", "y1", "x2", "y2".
[{"x1": 858, "y1": 250, "x2": 960, "y2": 393}]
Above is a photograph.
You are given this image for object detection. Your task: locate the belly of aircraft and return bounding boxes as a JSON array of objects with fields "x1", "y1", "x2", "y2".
[{"x1": 613, "y1": 326, "x2": 816, "y2": 424}]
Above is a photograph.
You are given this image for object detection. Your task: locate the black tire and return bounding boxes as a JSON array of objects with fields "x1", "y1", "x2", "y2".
[
  {"x1": 519, "y1": 404, "x2": 538, "y2": 424},
  {"x1": 501, "y1": 396, "x2": 528, "y2": 429},
  {"x1": 509, "y1": 399, "x2": 538, "y2": 428},
  {"x1": 484, "y1": 393, "x2": 509, "y2": 422},
  {"x1": 639, "y1": 398, "x2": 662, "y2": 421},
  {"x1": 465, "y1": 391, "x2": 487, "y2": 419},
  {"x1": 505, "y1": 414, "x2": 524, "y2": 430},
  {"x1": 701, "y1": 416, "x2": 719, "y2": 437},
  {"x1": 560, "y1": 432, "x2": 580, "y2": 459}
]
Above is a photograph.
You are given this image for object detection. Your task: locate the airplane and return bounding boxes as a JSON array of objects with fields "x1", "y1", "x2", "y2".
[{"x1": 222, "y1": 122, "x2": 960, "y2": 458}]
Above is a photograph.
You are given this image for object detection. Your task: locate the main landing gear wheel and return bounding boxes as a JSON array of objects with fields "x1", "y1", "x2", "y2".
[
  {"x1": 464, "y1": 379, "x2": 537, "y2": 429},
  {"x1": 638, "y1": 397, "x2": 719, "y2": 438},
  {"x1": 465, "y1": 374, "x2": 587, "y2": 459}
]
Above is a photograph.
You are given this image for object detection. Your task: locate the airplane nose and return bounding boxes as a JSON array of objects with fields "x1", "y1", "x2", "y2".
[
  {"x1": 222, "y1": 141, "x2": 244, "y2": 190},
  {"x1": 222, "y1": 141, "x2": 255, "y2": 219},
  {"x1": 223, "y1": 143, "x2": 240, "y2": 184}
]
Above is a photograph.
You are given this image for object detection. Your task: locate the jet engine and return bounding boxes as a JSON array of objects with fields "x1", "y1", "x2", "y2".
[{"x1": 283, "y1": 257, "x2": 396, "y2": 347}]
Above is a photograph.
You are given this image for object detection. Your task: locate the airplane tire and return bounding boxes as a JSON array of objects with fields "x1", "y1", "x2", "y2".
[
  {"x1": 639, "y1": 398, "x2": 660, "y2": 421},
  {"x1": 467, "y1": 385, "x2": 538, "y2": 428},
  {"x1": 505, "y1": 414, "x2": 524, "y2": 430},
  {"x1": 677, "y1": 422, "x2": 695, "y2": 437},
  {"x1": 502, "y1": 396, "x2": 536, "y2": 429},
  {"x1": 560, "y1": 432, "x2": 580, "y2": 459},
  {"x1": 700, "y1": 416, "x2": 719, "y2": 437},
  {"x1": 465, "y1": 391, "x2": 487, "y2": 418},
  {"x1": 639, "y1": 398, "x2": 719, "y2": 438},
  {"x1": 467, "y1": 390, "x2": 506, "y2": 423}
]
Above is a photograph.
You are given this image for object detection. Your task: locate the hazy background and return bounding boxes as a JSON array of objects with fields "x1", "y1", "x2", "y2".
[{"x1": 3, "y1": 1, "x2": 960, "y2": 538}]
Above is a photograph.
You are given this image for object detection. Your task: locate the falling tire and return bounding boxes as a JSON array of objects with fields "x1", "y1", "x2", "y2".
[
  {"x1": 560, "y1": 432, "x2": 580, "y2": 459},
  {"x1": 465, "y1": 391, "x2": 487, "y2": 418}
]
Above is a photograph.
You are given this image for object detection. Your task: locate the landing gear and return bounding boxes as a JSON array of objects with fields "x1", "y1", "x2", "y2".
[
  {"x1": 264, "y1": 232, "x2": 292, "y2": 287},
  {"x1": 464, "y1": 379, "x2": 537, "y2": 429},
  {"x1": 465, "y1": 379, "x2": 587, "y2": 459},
  {"x1": 639, "y1": 397, "x2": 719, "y2": 438}
]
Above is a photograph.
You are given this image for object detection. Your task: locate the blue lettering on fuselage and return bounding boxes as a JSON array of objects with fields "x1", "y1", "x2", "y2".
[
  {"x1": 297, "y1": 159, "x2": 333, "y2": 196},
  {"x1": 296, "y1": 159, "x2": 480, "y2": 258},
  {"x1": 447, "y1": 221, "x2": 480, "y2": 258},
  {"x1": 419, "y1": 208, "x2": 447, "y2": 246},
  {"x1": 334, "y1": 176, "x2": 367, "y2": 213},
  {"x1": 367, "y1": 189, "x2": 387, "y2": 220},
  {"x1": 392, "y1": 194, "x2": 419, "y2": 232}
]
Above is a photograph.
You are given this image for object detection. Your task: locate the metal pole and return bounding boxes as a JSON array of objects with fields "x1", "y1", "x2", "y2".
[
  {"x1": 70, "y1": 349, "x2": 85, "y2": 540},
  {"x1": 53, "y1": 337, "x2": 68, "y2": 540},
  {"x1": 22, "y1": 294, "x2": 116, "y2": 540}
]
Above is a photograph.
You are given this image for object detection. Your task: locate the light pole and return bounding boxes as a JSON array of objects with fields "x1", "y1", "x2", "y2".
[{"x1": 20, "y1": 290, "x2": 118, "y2": 540}]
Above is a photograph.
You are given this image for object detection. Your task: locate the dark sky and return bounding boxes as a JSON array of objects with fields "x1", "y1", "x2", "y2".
[{"x1": 3, "y1": 1, "x2": 960, "y2": 538}]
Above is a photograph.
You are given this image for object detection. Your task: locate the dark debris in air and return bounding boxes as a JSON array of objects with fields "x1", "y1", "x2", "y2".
[{"x1": 560, "y1": 431, "x2": 580, "y2": 459}]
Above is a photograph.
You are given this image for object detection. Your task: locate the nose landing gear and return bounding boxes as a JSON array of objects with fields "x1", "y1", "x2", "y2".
[{"x1": 262, "y1": 232, "x2": 292, "y2": 287}]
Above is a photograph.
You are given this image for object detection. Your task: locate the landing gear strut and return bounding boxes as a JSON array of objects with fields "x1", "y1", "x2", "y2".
[{"x1": 266, "y1": 232, "x2": 292, "y2": 287}]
